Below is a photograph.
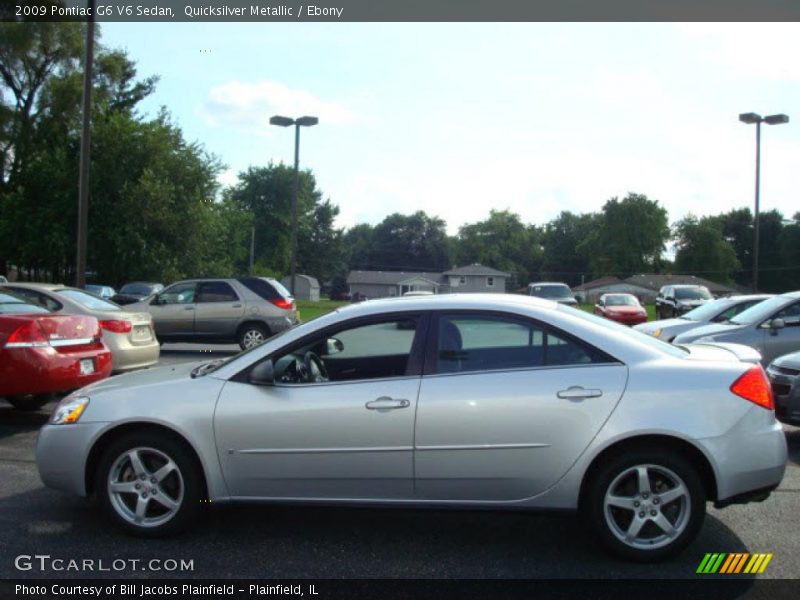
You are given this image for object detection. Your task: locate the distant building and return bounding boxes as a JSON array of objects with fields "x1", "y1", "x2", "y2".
[
  {"x1": 346, "y1": 264, "x2": 511, "y2": 299},
  {"x1": 281, "y1": 274, "x2": 320, "y2": 301},
  {"x1": 573, "y1": 274, "x2": 738, "y2": 303}
]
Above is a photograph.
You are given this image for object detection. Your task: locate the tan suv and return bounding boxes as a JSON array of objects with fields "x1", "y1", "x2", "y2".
[{"x1": 127, "y1": 277, "x2": 298, "y2": 349}]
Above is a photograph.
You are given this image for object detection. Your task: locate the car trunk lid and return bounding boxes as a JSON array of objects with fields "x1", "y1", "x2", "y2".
[{"x1": 679, "y1": 342, "x2": 762, "y2": 364}]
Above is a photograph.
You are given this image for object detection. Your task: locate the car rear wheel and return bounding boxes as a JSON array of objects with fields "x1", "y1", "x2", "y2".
[
  {"x1": 96, "y1": 432, "x2": 202, "y2": 537},
  {"x1": 238, "y1": 323, "x2": 269, "y2": 350},
  {"x1": 6, "y1": 393, "x2": 53, "y2": 411},
  {"x1": 584, "y1": 450, "x2": 705, "y2": 561}
]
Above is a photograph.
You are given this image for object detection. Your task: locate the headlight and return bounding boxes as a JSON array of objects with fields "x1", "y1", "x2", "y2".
[
  {"x1": 652, "y1": 329, "x2": 662, "y2": 338},
  {"x1": 50, "y1": 396, "x2": 90, "y2": 425}
]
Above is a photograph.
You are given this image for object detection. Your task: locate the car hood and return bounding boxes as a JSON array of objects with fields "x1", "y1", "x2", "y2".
[
  {"x1": 636, "y1": 317, "x2": 690, "y2": 333},
  {"x1": 604, "y1": 306, "x2": 645, "y2": 314},
  {"x1": 771, "y1": 351, "x2": 800, "y2": 370},
  {"x1": 673, "y1": 321, "x2": 745, "y2": 343},
  {"x1": 76, "y1": 361, "x2": 202, "y2": 396}
]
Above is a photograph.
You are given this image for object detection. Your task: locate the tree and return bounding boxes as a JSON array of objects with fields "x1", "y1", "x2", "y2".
[
  {"x1": 365, "y1": 211, "x2": 452, "y2": 271},
  {"x1": 672, "y1": 215, "x2": 739, "y2": 283},
  {"x1": 541, "y1": 211, "x2": 597, "y2": 286},
  {"x1": 455, "y1": 209, "x2": 542, "y2": 289},
  {"x1": 581, "y1": 193, "x2": 670, "y2": 278}
]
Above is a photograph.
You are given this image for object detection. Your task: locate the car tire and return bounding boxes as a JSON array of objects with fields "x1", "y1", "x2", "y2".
[
  {"x1": 96, "y1": 432, "x2": 203, "y2": 537},
  {"x1": 238, "y1": 323, "x2": 270, "y2": 350},
  {"x1": 583, "y1": 450, "x2": 705, "y2": 562},
  {"x1": 6, "y1": 393, "x2": 53, "y2": 411}
]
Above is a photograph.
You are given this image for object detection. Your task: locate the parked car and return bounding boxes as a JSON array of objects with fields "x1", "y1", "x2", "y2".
[
  {"x1": 636, "y1": 295, "x2": 772, "y2": 342},
  {"x1": 403, "y1": 290, "x2": 434, "y2": 297},
  {"x1": 766, "y1": 351, "x2": 800, "y2": 426},
  {"x1": 594, "y1": 293, "x2": 647, "y2": 326},
  {"x1": 673, "y1": 291, "x2": 800, "y2": 365},
  {"x1": 111, "y1": 282, "x2": 164, "y2": 306},
  {"x1": 527, "y1": 282, "x2": 578, "y2": 307},
  {"x1": 0, "y1": 282, "x2": 159, "y2": 373},
  {"x1": 127, "y1": 277, "x2": 298, "y2": 350},
  {"x1": 36, "y1": 293, "x2": 786, "y2": 561},
  {"x1": 0, "y1": 289, "x2": 112, "y2": 411},
  {"x1": 655, "y1": 285, "x2": 713, "y2": 319},
  {"x1": 85, "y1": 284, "x2": 116, "y2": 300}
]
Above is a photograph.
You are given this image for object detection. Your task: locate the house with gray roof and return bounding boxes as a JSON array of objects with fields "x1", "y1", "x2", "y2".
[{"x1": 346, "y1": 264, "x2": 511, "y2": 299}]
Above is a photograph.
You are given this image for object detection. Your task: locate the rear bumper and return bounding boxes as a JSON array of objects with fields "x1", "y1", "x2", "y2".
[
  {"x1": 766, "y1": 369, "x2": 800, "y2": 425},
  {"x1": 698, "y1": 412, "x2": 787, "y2": 504},
  {"x1": 108, "y1": 340, "x2": 160, "y2": 373},
  {"x1": 0, "y1": 347, "x2": 113, "y2": 396}
]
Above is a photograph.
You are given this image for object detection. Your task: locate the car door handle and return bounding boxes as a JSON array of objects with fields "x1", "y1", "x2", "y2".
[
  {"x1": 365, "y1": 397, "x2": 410, "y2": 410},
  {"x1": 557, "y1": 386, "x2": 603, "y2": 400}
]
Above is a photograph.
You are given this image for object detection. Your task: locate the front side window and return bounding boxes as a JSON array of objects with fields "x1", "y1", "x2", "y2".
[
  {"x1": 197, "y1": 281, "x2": 238, "y2": 303},
  {"x1": 435, "y1": 314, "x2": 605, "y2": 375},
  {"x1": 774, "y1": 301, "x2": 800, "y2": 326},
  {"x1": 157, "y1": 283, "x2": 196, "y2": 305},
  {"x1": 272, "y1": 317, "x2": 419, "y2": 384}
]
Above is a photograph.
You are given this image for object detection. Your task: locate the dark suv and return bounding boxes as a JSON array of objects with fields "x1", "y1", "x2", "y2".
[
  {"x1": 127, "y1": 277, "x2": 298, "y2": 349},
  {"x1": 655, "y1": 285, "x2": 713, "y2": 319},
  {"x1": 527, "y1": 282, "x2": 578, "y2": 307}
]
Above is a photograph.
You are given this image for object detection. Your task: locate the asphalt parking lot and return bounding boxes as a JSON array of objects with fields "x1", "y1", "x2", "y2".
[{"x1": 1, "y1": 344, "x2": 798, "y2": 580}]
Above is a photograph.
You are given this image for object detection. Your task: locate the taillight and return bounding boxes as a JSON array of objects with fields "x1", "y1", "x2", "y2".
[
  {"x1": 5, "y1": 321, "x2": 50, "y2": 348},
  {"x1": 730, "y1": 365, "x2": 774, "y2": 410},
  {"x1": 99, "y1": 320, "x2": 132, "y2": 334},
  {"x1": 269, "y1": 298, "x2": 294, "y2": 310}
]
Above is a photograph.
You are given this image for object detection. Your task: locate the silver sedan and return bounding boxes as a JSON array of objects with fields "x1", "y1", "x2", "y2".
[{"x1": 36, "y1": 294, "x2": 786, "y2": 561}]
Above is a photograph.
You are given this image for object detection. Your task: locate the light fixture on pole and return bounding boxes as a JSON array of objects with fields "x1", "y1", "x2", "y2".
[
  {"x1": 269, "y1": 115, "x2": 318, "y2": 297},
  {"x1": 739, "y1": 112, "x2": 789, "y2": 292}
]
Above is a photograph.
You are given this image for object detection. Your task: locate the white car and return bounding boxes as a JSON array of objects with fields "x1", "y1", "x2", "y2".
[{"x1": 36, "y1": 294, "x2": 786, "y2": 561}]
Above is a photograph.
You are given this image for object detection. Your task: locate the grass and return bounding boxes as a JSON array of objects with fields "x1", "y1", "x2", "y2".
[
  {"x1": 298, "y1": 299, "x2": 660, "y2": 323},
  {"x1": 296, "y1": 299, "x2": 349, "y2": 322}
]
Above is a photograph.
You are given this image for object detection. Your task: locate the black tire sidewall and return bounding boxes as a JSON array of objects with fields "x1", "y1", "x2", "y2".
[
  {"x1": 96, "y1": 432, "x2": 202, "y2": 537},
  {"x1": 7, "y1": 393, "x2": 53, "y2": 411},
  {"x1": 585, "y1": 450, "x2": 706, "y2": 562}
]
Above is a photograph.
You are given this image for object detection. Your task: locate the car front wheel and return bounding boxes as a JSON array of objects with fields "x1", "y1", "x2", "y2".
[
  {"x1": 584, "y1": 450, "x2": 705, "y2": 561},
  {"x1": 96, "y1": 432, "x2": 202, "y2": 536}
]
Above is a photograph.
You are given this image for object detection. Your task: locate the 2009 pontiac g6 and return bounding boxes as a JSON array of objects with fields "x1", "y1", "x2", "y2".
[{"x1": 36, "y1": 294, "x2": 787, "y2": 561}]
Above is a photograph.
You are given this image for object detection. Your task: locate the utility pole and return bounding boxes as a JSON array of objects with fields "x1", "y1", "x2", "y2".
[{"x1": 75, "y1": 1, "x2": 95, "y2": 287}]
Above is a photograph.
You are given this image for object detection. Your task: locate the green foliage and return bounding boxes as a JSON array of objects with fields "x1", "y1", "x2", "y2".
[
  {"x1": 455, "y1": 209, "x2": 542, "y2": 289},
  {"x1": 673, "y1": 215, "x2": 739, "y2": 283},
  {"x1": 541, "y1": 211, "x2": 596, "y2": 286},
  {"x1": 581, "y1": 193, "x2": 670, "y2": 278}
]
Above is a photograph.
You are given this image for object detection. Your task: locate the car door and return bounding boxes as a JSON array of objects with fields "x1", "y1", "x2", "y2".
[
  {"x1": 414, "y1": 312, "x2": 627, "y2": 501},
  {"x1": 193, "y1": 280, "x2": 244, "y2": 338},
  {"x1": 762, "y1": 300, "x2": 800, "y2": 364},
  {"x1": 213, "y1": 314, "x2": 427, "y2": 499},
  {"x1": 147, "y1": 282, "x2": 197, "y2": 337}
]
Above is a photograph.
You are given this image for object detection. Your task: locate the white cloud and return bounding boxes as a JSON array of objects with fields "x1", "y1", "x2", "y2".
[
  {"x1": 216, "y1": 168, "x2": 239, "y2": 189},
  {"x1": 197, "y1": 80, "x2": 355, "y2": 133}
]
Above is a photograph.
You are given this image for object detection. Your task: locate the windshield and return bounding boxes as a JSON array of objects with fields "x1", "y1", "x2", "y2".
[
  {"x1": 559, "y1": 304, "x2": 687, "y2": 358},
  {"x1": 604, "y1": 295, "x2": 639, "y2": 307},
  {"x1": 530, "y1": 284, "x2": 572, "y2": 299},
  {"x1": 680, "y1": 297, "x2": 733, "y2": 322},
  {"x1": 57, "y1": 289, "x2": 121, "y2": 311},
  {"x1": 730, "y1": 295, "x2": 795, "y2": 325},
  {"x1": 120, "y1": 283, "x2": 154, "y2": 295},
  {"x1": 675, "y1": 287, "x2": 712, "y2": 300}
]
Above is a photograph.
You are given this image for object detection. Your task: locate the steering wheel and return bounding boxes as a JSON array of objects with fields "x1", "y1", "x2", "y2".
[{"x1": 303, "y1": 351, "x2": 329, "y2": 383}]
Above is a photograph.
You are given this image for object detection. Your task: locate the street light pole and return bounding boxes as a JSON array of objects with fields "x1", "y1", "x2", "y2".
[
  {"x1": 269, "y1": 115, "x2": 318, "y2": 297},
  {"x1": 739, "y1": 112, "x2": 789, "y2": 292},
  {"x1": 76, "y1": 0, "x2": 95, "y2": 287}
]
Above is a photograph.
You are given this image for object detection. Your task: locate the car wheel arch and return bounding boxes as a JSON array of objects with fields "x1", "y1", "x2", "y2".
[
  {"x1": 577, "y1": 434, "x2": 718, "y2": 508},
  {"x1": 84, "y1": 422, "x2": 209, "y2": 500}
]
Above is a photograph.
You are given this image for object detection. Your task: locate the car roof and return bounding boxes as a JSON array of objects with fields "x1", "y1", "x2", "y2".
[
  {"x1": 528, "y1": 282, "x2": 570, "y2": 287},
  {"x1": 1, "y1": 282, "x2": 63, "y2": 291},
  {"x1": 332, "y1": 293, "x2": 557, "y2": 319}
]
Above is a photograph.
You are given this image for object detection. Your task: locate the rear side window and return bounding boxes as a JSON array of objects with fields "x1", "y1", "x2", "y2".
[
  {"x1": 58, "y1": 289, "x2": 120, "y2": 311},
  {"x1": 238, "y1": 277, "x2": 291, "y2": 300},
  {"x1": 197, "y1": 281, "x2": 238, "y2": 303},
  {"x1": 434, "y1": 314, "x2": 608, "y2": 375}
]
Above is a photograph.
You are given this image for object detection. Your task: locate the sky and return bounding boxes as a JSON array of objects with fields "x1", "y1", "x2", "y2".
[{"x1": 101, "y1": 22, "x2": 800, "y2": 235}]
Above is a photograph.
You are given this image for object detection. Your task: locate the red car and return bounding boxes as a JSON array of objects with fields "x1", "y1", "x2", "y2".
[
  {"x1": 0, "y1": 290, "x2": 112, "y2": 411},
  {"x1": 593, "y1": 293, "x2": 648, "y2": 326}
]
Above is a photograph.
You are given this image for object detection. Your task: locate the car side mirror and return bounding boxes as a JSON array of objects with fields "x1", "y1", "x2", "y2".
[
  {"x1": 151, "y1": 295, "x2": 162, "y2": 306},
  {"x1": 249, "y1": 360, "x2": 274, "y2": 385},
  {"x1": 770, "y1": 318, "x2": 786, "y2": 332},
  {"x1": 326, "y1": 337, "x2": 344, "y2": 355}
]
